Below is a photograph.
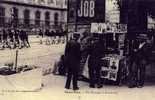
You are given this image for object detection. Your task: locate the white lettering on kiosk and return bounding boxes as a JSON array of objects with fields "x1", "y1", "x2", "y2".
[
  {"x1": 89, "y1": 0, "x2": 95, "y2": 17},
  {"x1": 84, "y1": 1, "x2": 89, "y2": 17},
  {"x1": 78, "y1": 0, "x2": 95, "y2": 18}
]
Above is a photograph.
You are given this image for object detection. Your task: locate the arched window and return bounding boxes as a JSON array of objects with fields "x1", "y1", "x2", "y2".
[
  {"x1": 45, "y1": 11, "x2": 50, "y2": 26},
  {"x1": 11, "y1": 7, "x2": 18, "y2": 27},
  {"x1": 24, "y1": 9, "x2": 30, "y2": 26},
  {"x1": 35, "y1": 10, "x2": 41, "y2": 26},
  {"x1": 54, "y1": 12, "x2": 58, "y2": 26},
  {"x1": 0, "y1": 7, "x2": 5, "y2": 26}
]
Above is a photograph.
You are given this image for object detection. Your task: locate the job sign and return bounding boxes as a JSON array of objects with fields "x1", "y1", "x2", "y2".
[{"x1": 78, "y1": 0, "x2": 95, "y2": 18}]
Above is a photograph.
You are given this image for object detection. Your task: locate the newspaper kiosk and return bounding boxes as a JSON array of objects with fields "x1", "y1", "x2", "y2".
[{"x1": 91, "y1": 23, "x2": 127, "y2": 85}]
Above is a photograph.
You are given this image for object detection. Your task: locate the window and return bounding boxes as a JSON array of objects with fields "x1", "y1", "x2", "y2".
[
  {"x1": 24, "y1": 9, "x2": 30, "y2": 26},
  {"x1": 65, "y1": 0, "x2": 67, "y2": 5},
  {"x1": 11, "y1": 7, "x2": 18, "y2": 27},
  {"x1": 55, "y1": 0, "x2": 60, "y2": 6},
  {"x1": 35, "y1": 10, "x2": 41, "y2": 26},
  {"x1": 0, "y1": 7, "x2": 5, "y2": 26},
  {"x1": 48, "y1": 0, "x2": 54, "y2": 4},
  {"x1": 45, "y1": 11, "x2": 50, "y2": 26},
  {"x1": 38, "y1": 0, "x2": 46, "y2": 4},
  {"x1": 54, "y1": 12, "x2": 58, "y2": 26}
]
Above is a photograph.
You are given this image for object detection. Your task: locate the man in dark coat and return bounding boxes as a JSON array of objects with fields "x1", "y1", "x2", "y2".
[
  {"x1": 19, "y1": 29, "x2": 25, "y2": 48},
  {"x1": 128, "y1": 39, "x2": 139, "y2": 88},
  {"x1": 24, "y1": 30, "x2": 30, "y2": 47},
  {"x1": 128, "y1": 37, "x2": 151, "y2": 88},
  {"x1": 14, "y1": 29, "x2": 19, "y2": 47},
  {"x1": 136, "y1": 38, "x2": 151, "y2": 87},
  {"x1": 64, "y1": 35, "x2": 81, "y2": 90},
  {"x1": 21, "y1": 30, "x2": 30, "y2": 48},
  {"x1": 2, "y1": 29, "x2": 8, "y2": 48},
  {"x1": 88, "y1": 35, "x2": 105, "y2": 88}
]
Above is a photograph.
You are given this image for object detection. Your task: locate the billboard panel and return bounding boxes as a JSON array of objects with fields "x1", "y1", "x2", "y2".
[{"x1": 77, "y1": 0, "x2": 105, "y2": 24}]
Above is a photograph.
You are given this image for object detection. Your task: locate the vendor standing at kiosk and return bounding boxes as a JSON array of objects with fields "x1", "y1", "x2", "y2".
[{"x1": 88, "y1": 34, "x2": 105, "y2": 88}]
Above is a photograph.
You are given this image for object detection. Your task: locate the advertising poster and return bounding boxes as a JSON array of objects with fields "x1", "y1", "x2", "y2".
[{"x1": 77, "y1": 0, "x2": 105, "y2": 24}]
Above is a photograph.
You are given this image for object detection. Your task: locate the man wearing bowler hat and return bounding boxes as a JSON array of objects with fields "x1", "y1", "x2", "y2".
[
  {"x1": 129, "y1": 34, "x2": 151, "y2": 88},
  {"x1": 64, "y1": 33, "x2": 81, "y2": 90}
]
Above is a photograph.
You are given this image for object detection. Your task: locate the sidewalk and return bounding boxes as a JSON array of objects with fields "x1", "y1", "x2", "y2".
[
  {"x1": 1, "y1": 72, "x2": 155, "y2": 100},
  {"x1": 0, "y1": 36, "x2": 155, "y2": 100}
]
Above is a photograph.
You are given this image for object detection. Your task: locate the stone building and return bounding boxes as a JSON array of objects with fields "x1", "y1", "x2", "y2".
[{"x1": 0, "y1": 0, "x2": 67, "y2": 31}]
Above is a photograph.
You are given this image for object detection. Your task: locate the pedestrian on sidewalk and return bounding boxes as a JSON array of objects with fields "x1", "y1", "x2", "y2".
[
  {"x1": 88, "y1": 34, "x2": 105, "y2": 88},
  {"x1": 14, "y1": 29, "x2": 19, "y2": 48},
  {"x1": 0, "y1": 28, "x2": 3, "y2": 49},
  {"x1": 23, "y1": 29, "x2": 30, "y2": 48},
  {"x1": 38, "y1": 29, "x2": 44, "y2": 44},
  {"x1": 2, "y1": 28, "x2": 8, "y2": 49},
  {"x1": 129, "y1": 36, "x2": 151, "y2": 88},
  {"x1": 64, "y1": 34, "x2": 81, "y2": 90}
]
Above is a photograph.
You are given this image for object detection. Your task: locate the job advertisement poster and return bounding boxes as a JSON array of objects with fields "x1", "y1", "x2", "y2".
[{"x1": 77, "y1": 0, "x2": 105, "y2": 24}]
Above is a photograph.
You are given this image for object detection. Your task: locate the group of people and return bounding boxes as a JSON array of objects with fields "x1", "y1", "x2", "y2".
[
  {"x1": 0, "y1": 28, "x2": 30, "y2": 50},
  {"x1": 38, "y1": 29, "x2": 67, "y2": 45},
  {"x1": 62, "y1": 32, "x2": 153, "y2": 90},
  {"x1": 64, "y1": 33, "x2": 106, "y2": 90}
]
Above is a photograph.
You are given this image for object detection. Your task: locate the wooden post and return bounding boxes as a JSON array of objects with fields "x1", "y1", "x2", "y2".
[{"x1": 14, "y1": 49, "x2": 18, "y2": 70}]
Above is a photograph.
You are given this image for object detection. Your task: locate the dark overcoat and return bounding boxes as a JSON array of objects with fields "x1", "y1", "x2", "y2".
[{"x1": 64, "y1": 40, "x2": 81, "y2": 69}]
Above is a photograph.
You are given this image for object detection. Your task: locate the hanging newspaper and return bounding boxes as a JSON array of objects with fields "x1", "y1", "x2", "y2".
[
  {"x1": 114, "y1": 23, "x2": 127, "y2": 33},
  {"x1": 100, "y1": 55, "x2": 120, "y2": 81},
  {"x1": 91, "y1": 23, "x2": 106, "y2": 33},
  {"x1": 91, "y1": 23, "x2": 127, "y2": 33}
]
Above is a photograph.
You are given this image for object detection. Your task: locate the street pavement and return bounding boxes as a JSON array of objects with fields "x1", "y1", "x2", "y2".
[
  {"x1": 0, "y1": 36, "x2": 65, "y2": 67},
  {"x1": 0, "y1": 36, "x2": 155, "y2": 100}
]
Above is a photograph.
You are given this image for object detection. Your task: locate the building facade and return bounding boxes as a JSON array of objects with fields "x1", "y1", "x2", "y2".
[{"x1": 0, "y1": 0, "x2": 67, "y2": 31}]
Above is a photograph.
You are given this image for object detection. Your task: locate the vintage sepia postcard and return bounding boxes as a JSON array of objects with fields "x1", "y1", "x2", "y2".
[{"x1": 0, "y1": 0, "x2": 155, "y2": 100}]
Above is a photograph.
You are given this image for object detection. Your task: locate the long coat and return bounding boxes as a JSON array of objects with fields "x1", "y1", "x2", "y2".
[
  {"x1": 88, "y1": 40, "x2": 105, "y2": 68},
  {"x1": 136, "y1": 41, "x2": 152, "y2": 64},
  {"x1": 64, "y1": 40, "x2": 81, "y2": 69}
]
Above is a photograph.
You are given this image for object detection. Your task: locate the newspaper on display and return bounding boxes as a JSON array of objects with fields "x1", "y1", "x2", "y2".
[
  {"x1": 100, "y1": 55, "x2": 121, "y2": 81},
  {"x1": 91, "y1": 23, "x2": 127, "y2": 33}
]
